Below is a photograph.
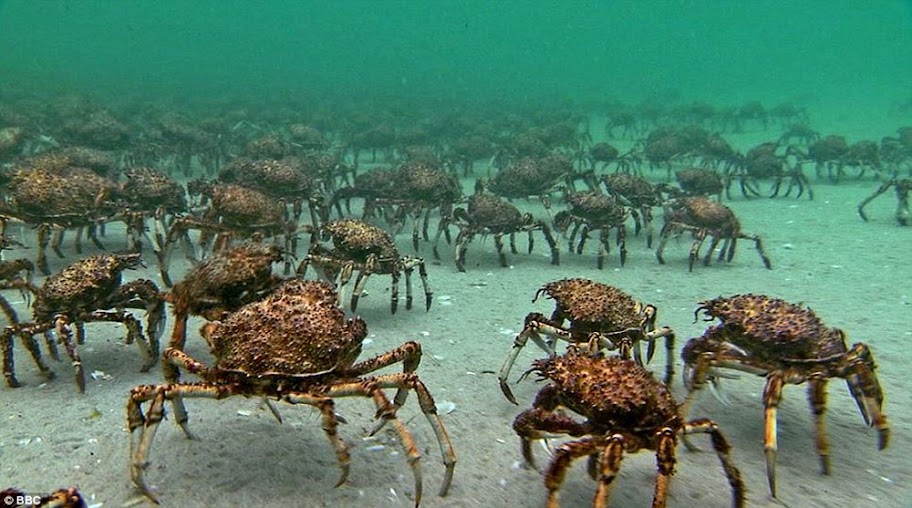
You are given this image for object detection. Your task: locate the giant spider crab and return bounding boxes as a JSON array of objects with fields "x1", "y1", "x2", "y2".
[
  {"x1": 2, "y1": 253, "x2": 164, "y2": 392},
  {"x1": 857, "y1": 177, "x2": 911, "y2": 226},
  {"x1": 680, "y1": 294, "x2": 889, "y2": 497},
  {"x1": 498, "y1": 278, "x2": 675, "y2": 404},
  {"x1": 128, "y1": 279, "x2": 456, "y2": 505},
  {"x1": 163, "y1": 182, "x2": 297, "y2": 281},
  {"x1": 655, "y1": 197, "x2": 772, "y2": 271},
  {"x1": 298, "y1": 218, "x2": 432, "y2": 313},
  {"x1": 553, "y1": 190, "x2": 628, "y2": 269},
  {"x1": 513, "y1": 346, "x2": 745, "y2": 508},
  {"x1": 440, "y1": 192, "x2": 559, "y2": 272},
  {"x1": 0, "y1": 159, "x2": 120, "y2": 275}
]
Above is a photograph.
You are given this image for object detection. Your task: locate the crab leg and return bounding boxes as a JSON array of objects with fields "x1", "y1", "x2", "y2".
[
  {"x1": 682, "y1": 418, "x2": 746, "y2": 508},
  {"x1": 325, "y1": 373, "x2": 457, "y2": 503},
  {"x1": 807, "y1": 377, "x2": 831, "y2": 474},
  {"x1": 282, "y1": 393, "x2": 351, "y2": 487},
  {"x1": 762, "y1": 374, "x2": 784, "y2": 497},
  {"x1": 55, "y1": 318, "x2": 86, "y2": 393},
  {"x1": 36, "y1": 224, "x2": 51, "y2": 275}
]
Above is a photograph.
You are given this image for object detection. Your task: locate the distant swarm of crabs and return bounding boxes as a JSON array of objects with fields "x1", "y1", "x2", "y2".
[{"x1": 0, "y1": 92, "x2": 905, "y2": 507}]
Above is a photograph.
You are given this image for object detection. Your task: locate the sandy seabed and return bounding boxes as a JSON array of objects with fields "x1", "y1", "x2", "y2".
[{"x1": 1, "y1": 119, "x2": 910, "y2": 508}]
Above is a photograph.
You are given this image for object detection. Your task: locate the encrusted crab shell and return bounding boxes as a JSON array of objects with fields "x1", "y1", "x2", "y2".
[
  {"x1": 8, "y1": 167, "x2": 116, "y2": 218},
  {"x1": 671, "y1": 197, "x2": 738, "y2": 231},
  {"x1": 696, "y1": 293, "x2": 847, "y2": 359},
  {"x1": 218, "y1": 157, "x2": 314, "y2": 197},
  {"x1": 532, "y1": 349, "x2": 679, "y2": 429},
  {"x1": 565, "y1": 191, "x2": 626, "y2": 223},
  {"x1": 603, "y1": 173, "x2": 662, "y2": 206},
  {"x1": 396, "y1": 161, "x2": 461, "y2": 202},
  {"x1": 536, "y1": 278, "x2": 642, "y2": 330},
  {"x1": 174, "y1": 242, "x2": 283, "y2": 316},
  {"x1": 207, "y1": 183, "x2": 286, "y2": 226},
  {"x1": 120, "y1": 167, "x2": 187, "y2": 212},
  {"x1": 32, "y1": 253, "x2": 142, "y2": 321},
  {"x1": 465, "y1": 193, "x2": 524, "y2": 229},
  {"x1": 202, "y1": 279, "x2": 367, "y2": 376},
  {"x1": 322, "y1": 218, "x2": 399, "y2": 260}
]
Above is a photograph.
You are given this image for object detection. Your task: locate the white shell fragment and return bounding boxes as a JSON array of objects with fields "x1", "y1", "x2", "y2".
[{"x1": 437, "y1": 400, "x2": 456, "y2": 415}]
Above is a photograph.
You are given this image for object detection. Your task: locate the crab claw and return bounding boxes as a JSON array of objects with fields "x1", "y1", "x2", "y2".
[
  {"x1": 708, "y1": 376, "x2": 731, "y2": 406},
  {"x1": 646, "y1": 339, "x2": 657, "y2": 364},
  {"x1": 499, "y1": 378, "x2": 519, "y2": 405}
]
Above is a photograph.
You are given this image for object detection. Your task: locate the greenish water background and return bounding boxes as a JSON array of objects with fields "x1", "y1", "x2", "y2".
[{"x1": 2, "y1": 0, "x2": 910, "y2": 110}]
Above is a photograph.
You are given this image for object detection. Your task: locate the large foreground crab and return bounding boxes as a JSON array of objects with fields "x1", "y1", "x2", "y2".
[
  {"x1": 2, "y1": 253, "x2": 164, "y2": 392},
  {"x1": 857, "y1": 177, "x2": 911, "y2": 226},
  {"x1": 656, "y1": 197, "x2": 772, "y2": 271},
  {"x1": 681, "y1": 294, "x2": 890, "y2": 497},
  {"x1": 498, "y1": 278, "x2": 675, "y2": 404},
  {"x1": 298, "y1": 218, "x2": 432, "y2": 313},
  {"x1": 513, "y1": 346, "x2": 745, "y2": 508},
  {"x1": 128, "y1": 279, "x2": 456, "y2": 505}
]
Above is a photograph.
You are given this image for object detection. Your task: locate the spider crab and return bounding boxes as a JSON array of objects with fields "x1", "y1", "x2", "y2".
[
  {"x1": 513, "y1": 345, "x2": 745, "y2": 508},
  {"x1": 857, "y1": 177, "x2": 911, "y2": 226},
  {"x1": 163, "y1": 182, "x2": 297, "y2": 282},
  {"x1": 440, "y1": 192, "x2": 559, "y2": 272},
  {"x1": 601, "y1": 173, "x2": 663, "y2": 247},
  {"x1": 298, "y1": 218, "x2": 432, "y2": 313},
  {"x1": 498, "y1": 278, "x2": 675, "y2": 404},
  {"x1": 680, "y1": 294, "x2": 889, "y2": 497},
  {"x1": 553, "y1": 190, "x2": 628, "y2": 269},
  {"x1": 128, "y1": 279, "x2": 456, "y2": 505},
  {"x1": 0, "y1": 158, "x2": 121, "y2": 275},
  {"x1": 2, "y1": 253, "x2": 164, "y2": 392},
  {"x1": 656, "y1": 197, "x2": 772, "y2": 271}
]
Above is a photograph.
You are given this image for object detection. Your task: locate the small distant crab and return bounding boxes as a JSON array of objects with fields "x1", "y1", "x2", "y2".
[
  {"x1": 857, "y1": 177, "x2": 911, "y2": 226},
  {"x1": 729, "y1": 142, "x2": 813, "y2": 199},
  {"x1": 778, "y1": 123, "x2": 820, "y2": 146},
  {"x1": 680, "y1": 294, "x2": 890, "y2": 497},
  {"x1": 486, "y1": 155, "x2": 588, "y2": 211},
  {"x1": 298, "y1": 218, "x2": 432, "y2": 313},
  {"x1": 128, "y1": 279, "x2": 456, "y2": 505},
  {"x1": 554, "y1": 190, "x2": 628, "y2": 268},
  {"x1": 513, "y1": 346, "x2": 745, "y2": 508},
  {"x1": 498, "y1": 278, "x2": 675, "y2": 404},
  {"x1": 333, "y1": 162, "x2": 461, "y2": 252},
  {"x1": 602, "y1": 173, "x2": 663, "y2": 247},
  {"x1": 114, "y1": 166, "x2": 187, "y2": 256},
  {"x1": 656, "y1": 197, "x2": 772, "y2": 271},
  {"x1": 2, "y1": 253, "x2": 164, "y2": 392},
  {"x1": 215, "y1": 157, "x2": 323, "y2": 223},
  {"x1": 442, "y1": 192, "x2": 559, "y2": 272},
  {"x1": 674, "y1": 167, "x2": 725, "y2": 200}
]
